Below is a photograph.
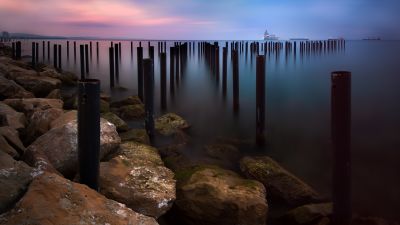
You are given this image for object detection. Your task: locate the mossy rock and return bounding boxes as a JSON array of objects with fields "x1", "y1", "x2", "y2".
[
  {"x1": 118, "y1": 141, "x2": 163, "y2": 167},
  {"x1": 119, "y1": 129, "x2": 149, "y2": 144},
  {"x1": 110, "y1": 96, "x2": 142, "y2": 108},
  {"x1": 101, "y1": 112, "x2": 129, "y2": 132},
  {"x1": 112, "y1": 104, "x2": 145, "y2": 120},
  {"x1": 155, "y1": 113, "x2": 190, "y2": 136},
  {"x1": 280, "y1": 203, "x2": 332, "y2": 225}
]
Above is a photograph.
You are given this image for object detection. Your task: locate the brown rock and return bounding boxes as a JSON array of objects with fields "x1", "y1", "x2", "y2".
[
  {"x1": 101, "y1": 112, "x2": 129, "y2": 132},
  {"x1": 0, "y1": 172, "x2": 159, "y2": 225},
  {"x1": 25, "y1": 108, "x2": 64, "y2": 143},
  {"x1": 155, "y1": 113, "x2": 190, "y2": 136},
  {"x1": 110, "y1": 95, "x2": 142, "y2": 108},
  {"x1": 280, "y1": 203, "x2": 332, "y2": 225},
  {"x1": 46, "y1": 88, "x2": 61, "y2": 99},
  {"x1": 50, "y1": 110, "x2": 76, "y2": 129},
  {"x1": 0, "y1": 126, "x2": 25, "y2": 157},
  {"x1": 0, "y1": 102, "x2": 25, "y2": 131},
  {"x1": 0, "y1": 75, "x2": 34, "y2": 100},
  {"x1": 13, "y1": 75, "x2": 61, "y2": 97},
  {"x1": 113, "y1": 104, "x2": 145, "y2": 120},
  {"x1": 119, "y1": 128, "x2": 150, "y2": 144},
  {"x1": 3, "y1": 98, "x2": 63, "y2": 117}
]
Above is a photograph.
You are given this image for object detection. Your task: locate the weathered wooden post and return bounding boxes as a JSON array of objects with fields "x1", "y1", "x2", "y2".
[
  {"x1": 80, "y1": 45, "x2": 85, "y2": 79},
  {"x1": 11, "y1": 42, "x2": 15, "y2": 60},
  {"x1": 89, "y1": 41, "x2": 92, "y2": 59},
  {"x1": 114, "y1": 44, "x2": 119, "y2": 80},
  {"x1": 109, "y1": 46, "x2": 115, "y2": 88},
  {"x1": 175, "y1": 44, "x2": 180, "y2": 82},
  {"x1": 16, "y1": 41, "x2": 21, "y2": 60},
  {"x1": 256, "y1": 55, "x2": 266, "y2": 146},
  {"x1": 222, "y1": 47, "x2": 227, "y2": 96},
  {"x1": 53, "y1": 44, "x2": 57, "y2": 69},
  {"x1": 170, "y1": 47, "x2": 175, "y2": 94},
  {"x1": 216, "y1": 46, "x2": 220, "y2": 82},
  {"x1": 143, "y1": 58, "x2": 155, "y2": 140},
  {"x1": 149, "y1": 46, "x2": 154, "y2": 61},
  {"x1": 137, "y1": 46, "x2": 144, "y2": 101},
  {"x1": 85, "y1": 44, "x2": 89, "y2": 74},
  {"x1": 118, "y1": 42, "x2": 121, "y2": 58},
  {"x1": 96, "y1": 42, "x2": 99, "y2": 58},
  {"x1": 232, "y1": 50, "x2": 239, "y2": 112},
  {"x1": 47, "y1": 41, "x2": 50, "y2": 60},
  {"x1": 74, "y1": 41, "x2": 76, "y2": 61},
  {"x1": 331, "y1": 71, "x2": 352, "y2": 225},
  {"x1": 160, "y1": 52, "x2": 167, "y2": 110},
  {"x1": 57, "y1": 44, "x2": 61, "y2": 70},
  {"x1": 67, "y1": 41, "x2": 69, "y2": 59},
  {"x1": 78, "y1": 78, "x2": 100, "y2": 191},
  {"x1": 35, "y1": 42, "x2": 39, "y2": 64},
  {"x1": 32, "y1": 43, "x2": 36, "y2": 68}
]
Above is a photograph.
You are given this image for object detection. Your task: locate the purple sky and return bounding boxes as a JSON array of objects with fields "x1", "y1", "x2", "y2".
[{"x1": 1, "y1": 0, "x2": 399, "y2": 40}]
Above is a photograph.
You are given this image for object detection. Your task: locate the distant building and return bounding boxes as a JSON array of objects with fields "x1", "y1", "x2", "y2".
[{"x1": 264, "y1": 29, "x2": 278, "y2": 40}]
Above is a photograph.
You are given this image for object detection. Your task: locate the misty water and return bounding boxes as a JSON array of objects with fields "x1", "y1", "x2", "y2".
[{"x1": 19, "y1": 39, "x2": 400, "y2": 221}]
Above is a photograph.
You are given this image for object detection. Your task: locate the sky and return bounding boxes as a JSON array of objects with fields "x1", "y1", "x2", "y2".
[{"x1": 1, "y1": 0, "x2": 399, "y2": 40}]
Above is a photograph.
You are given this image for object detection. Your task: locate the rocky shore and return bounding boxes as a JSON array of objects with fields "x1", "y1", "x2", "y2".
[{"x1": 0, "y1": 44, "x2": 397, "y2": 225}]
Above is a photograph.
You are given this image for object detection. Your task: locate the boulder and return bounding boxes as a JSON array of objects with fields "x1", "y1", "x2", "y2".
[
  {"x1": 204, "y1": 143, "x2": 241, "y2": 168},
  {"x1": 0, "y1": 151, "x2": 34, "y2": 214},
  {"x1": 100, "y1": 99, "x2": 110, "y2": 113},
  {"x1": 110, "y1": 95, "x2": 142, "y2": 108},
  {"x1": 101, "y1": 112, "x2": 128, "y2": 132},
  {"x1": 0, "y1": 172, "x2": 159, "y2": 225},
  {"x1": 25, "y1": 119, "x2": 120, "y2": 177},
  {"x1": 0, "y1": 126, "x2": 25, "y2": 157},
  {"x1": 100, "y1": 141, "x2": 176, "y2": 218},
  {"x1": 0, "y1": 75, "x2": 34, "y2": 100},
  {"x1": 280, "y1": 203, "x2": 332, "y2": 225},
  {"x1": 46, "y1": 88, "x2": 61, "y2": 99},
  {"x1": 174, "y1": 165, "x2": 268, "y2": 225},
  {"x1": 155, "y1": 113, "x2": 190, "y2": 136},
  {"x1": 3, "y1": 98, "x2": 63, "y2": 117},
  {"x1": 40, "y1": 68, "x2": 78, "y2": 86},
  {"x1": 240, "y1": 156, "x2": 321, "y2": 207},
  {"x1": 0, "y1": 102, "x2": 25, "y2": 130},
  {"x1": 112, "y1": 104, "x2": 145, "y2": 120},
  {"x1": 119, "y1": 128, "x2": 150, "y2": 144},
  {"x1": 25, "y1": 108, "x2": 64, "y2": 143},
  {"x1": 50, "y1": 110, "x2": 76, "y2": 129},
  {"x1": 13, "y1": 75, "x2": 61, "y2": 97}
]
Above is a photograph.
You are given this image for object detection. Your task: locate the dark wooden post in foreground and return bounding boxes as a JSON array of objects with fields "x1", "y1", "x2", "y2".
[
  {"x1": 85, "y1": 44, "x2": 89, "y2": 74},
  {"x1": 143, "y1": 59, "x2": 155, "y2": 139},
  {"x1": 170, "y1": 47, "x2": 175, "y2": 94},
  {"x1": 16, "y1": 41, "x2": 21, "y2": 60},
  {"x1": 58, "y1": 44, "x2": 61, "y2": 70},
  {"x1": 78, "y1": 78, "x2": 100, "y2": 191},
  {"x1": 331, "y1": 71, "x2": 352, "y2": 225},
  {"x1": 137, "y1": 46, "x2": 144, "y2": 101},
  {"x1": 256, "y1": 55, "x2": 266, "y2": 146},
  {"x1": 109, "y1": 47, "x2": 115, "y2": 87},
  {"x1": 53, "y1": 44, "x2": 57, "y2": 69},
  {"x1": 32, "y1": 42, "x2": 36, "y2": 68},
  {"x1": 160, "y1": 52, "x2": 167, "y2": 110},
  {"x1": 114, "y1": 44, "x2": 119, "y2": 80},
  {"x1": 232, "y1": 50, "x2": 239, "y2": 112},
  {"x1": 80, "y1": 45, "x2": 85, "y2": 79}
]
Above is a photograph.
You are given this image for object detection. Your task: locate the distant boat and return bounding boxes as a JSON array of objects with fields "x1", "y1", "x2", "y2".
[{"x1": 264, "y1": 30, "x2": 278, "y2": 40}]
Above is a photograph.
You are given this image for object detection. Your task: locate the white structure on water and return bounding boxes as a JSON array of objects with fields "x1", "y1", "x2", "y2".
[{"x1": 264, "y1": 29, "x2": 278, "y2": 40}]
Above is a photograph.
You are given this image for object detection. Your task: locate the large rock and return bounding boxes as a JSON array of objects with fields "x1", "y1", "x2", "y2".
[
  {"x1": 39, "y1": 68, "x2": 78, "y2": 86},
  {"x1": 175, "y1": 165, "x2": 268, "y2": 225},
  {"x1": 240, "y1": 156, "x2": 321, "y2": 207},
  {"x1": 13, "y1": 74, "x2": 61, "y2": 97},
  {"x1": 46, "y1": 88, "x2": 61, "y2": 99},
  {"x1": 112, "y1": 104, "x2": 145, "y2": 120},
  {"x1": 203, "y1": 143, "x2": 241, "y2": 169},
  {"x1": 50, "y1": 110, "x2": 76, "y2": 129},
  {"x1": 0, "y1": 172, "x2": 159, "y2": 225},
  {"x1": 25, "y1": 119, "x2": 120, "y2": 177},
  {"x1": 0, "y1": 102, "x2": 25, "y2": 131},
  {"x1": 0, "y1": 126, "x2": 25, "y2": 157},
  {"x1": 119, "y1": 128, "x2": 150, "y2": 144},
  {"x1": 3, "y1": 98, "x2": 63, "y2": 117},
  {"x1": 0, "y1": 59, "x2": 37, "y2": 80},
  {"x1": 25, "y1": 108, "x2": 64, "y2": 143},
  {"x1": 155, "y1": 113, "x2": 190, "y2": 136},
  {"x1": 110, "y1": 95, "x2": 142, "y2": 108},
  {"x1": 280, "y1": 203, "x2": 332, "y2": 225},
  {"x1": 0, "y1": 75, "x2": 34, "y2": 100},
  {"x1": 100, "y1": 141, "x2": 175, "y2": 218},
  {"x1": 0, "y1": 151, "x2": 34, "y2": 214},
  {"x1": 101, "y1": 112, "x2": 129, "y2": 132}
]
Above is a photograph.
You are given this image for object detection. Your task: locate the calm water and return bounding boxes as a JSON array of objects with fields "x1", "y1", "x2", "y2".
[{"x1": 18, "y1": 39, "x2": 400, "y2": 221}]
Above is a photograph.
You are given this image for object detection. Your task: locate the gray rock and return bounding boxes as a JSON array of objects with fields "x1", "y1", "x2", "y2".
[
  {"x1": 100, "y1": 141, "x2": 175, "y2": 218},
  {"x1": 0, "y1": 172, "x2": 159, "y2": 225},
  {"x1": 25, "y1": 119, "x2": 120, "y2": 177}
]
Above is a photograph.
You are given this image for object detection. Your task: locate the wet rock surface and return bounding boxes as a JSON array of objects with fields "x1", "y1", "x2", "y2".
[
  {"x1": 0, "y1": 172, "x2": 159, "y2": 225},
  {"x1": 155, "y1": 113, "x2": 190, "y2": 136},
  {"x1": 240, "y1": 156, "x2": 321, "y2": 207},
  {"x1": 101, "y1": 111, "x2": 129, "y2": 132},
  {"x1": 100, "y1": 141, "x2": 176, "y2": 218},
  {"x1": 119, "y1": 128, "x2": 150, "y2": 144}
]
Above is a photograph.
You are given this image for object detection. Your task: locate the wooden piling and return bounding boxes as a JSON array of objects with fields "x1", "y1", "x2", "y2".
[
  {"x1": 42, "y1": 41, "x2": 45, "y2": 60},
  {"x1": 170, "y1": 47, "x2": 175, "y2": 94},
  {"x1": 74, "y1": 41, "x2": 76, "y2": 60},
  {"x1": 16, "y1": 41, "x2": 21, "y2": 60},
  {"x1": 58, "y1": 44, "x2": 61, "y2": 70},
  {"x1": 143, "y1": 58, "x2": 155, "y2": 140},
  {"x1": 256, "y1": 55, "x2": 266, "y2": 146},
  {"x1": 222, "y1": 47, "x2": 227, "y2": 96},
  {"x1": 80, "y1": 45, "x2": 85, "y2": 79},
  {"x1": 53, "y1": 44, "x2": 57, "y2": 69},
  {"x1": 232, "y1": 50, "x2": 239, "y2": 112},
  {"x1": 47, "y1": 41, "x2": 50, "y2": 60},
  {"x1": 85, "y1": 44, "x2": 89, "y2": 74},
  {"x1": 160, "y1": 52, "x2": 167, "y2": 110},
  {"x1": 67, "y1": 41, "x2": 69, "y2": 59},
  {"x1": 35, "y1": 42, "x2": 39, "y2": 64},
  {"x1": 32, "y1": 42, "x2": 36, "y2": 68},
  {"x1": 109, "y1": 47, "x2": 115, "y2": 88},
  {"x1": 114, "y1": 44, "x2": 119, "y2": 80},
  {"x1": 137, "y1": 46, "x2": 144, "y2": 101},
  {"x1": 331, "y1": 71, "x2": 352, "y2": 225},
  {"x1": 11, "y1": 42, "x2": 15, "y2": 60}
]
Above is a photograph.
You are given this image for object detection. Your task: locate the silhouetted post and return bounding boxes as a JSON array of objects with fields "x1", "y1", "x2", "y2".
[
  {"x1": 112, "y1": 44, "x2": 119, "y2": 82},
  {"x1": 109, "y1": 47, "x2": 115, "y2": 88},
  {"x1": 96, "y1": 42, "x2": 99, "y2": 58},
  {"x1": 216, "y1": 46, "x2": 220, "y2": 82},
  {"x1": 143, "y1": 59, "x2": 155, "y2": 140},
  {"x1": 160, "y1": 52, "x2": 167, "y2": 110},
  {"x1": 56, "y1": 44, "x2": 61, "y2": 70},
  {"x1": 170, "y1": 47, "x2": 175, "y2": 94},
  {"x1": 85, "y1": 44, "x2": 89, "y2": 74},
  {"x1": 11, "y1": 42, "x2": 15, "y2": 59},
  {"x1": 16, "y1": 41, "x2": 21, "y2": 60},
  {"x1": 74, "y1": 41, "x2": 76, "y2": 60},
  {"x1": 32, "y1": 42, "x2": 36, "y2": 68},
  {"x1": 331, "y1": 71, "x2": 352, "y2": 225},
  {"x1": 149, "y1": 46, "x2": 154, "y2": 60},
  {"x1": 78, "y1": 78, "x2": 100, "y2": 191},
  {"x1": 47, "y1": 41, "x2": 50, "y2": 60},
  {"x1": 130, "y1": 41, "x2": 133, "y2": 55},
  {"x1": 137, "y1": 46, "x2": 144, "y2": 100},
  {"x1": 35, "y1": 42, "x2": 39, "y2": 64},
  {"x1": 53, "y1": 44, "x2": 57, "y2": 69},
  {"x1": 90, "y1": 41, "x2": 92, "y2": 59},
  {"x1": 222, "y1": 47, "x2": 227, "y2": 96},
  {"x1": 67, "y1": 41, "x2": 69, "y2": 59},
  {"x1": 232, "y1": 50, "x2": 239, "y2": 112},
  {"x1": 42, "y1": 41, "x2": 45, "y2": 60},
  {"x1": 176, "y1": 44, "x2": 180, "y2": 82},
  {"x1": 118, "y1": 42, "x2": 121, "y2": 59},
  {"x1": 80, "y1": 45, "x2": 85, "y2": 79},
  {"x1": 256, "y1": 55, "x2": 266, "y2": 146}
]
